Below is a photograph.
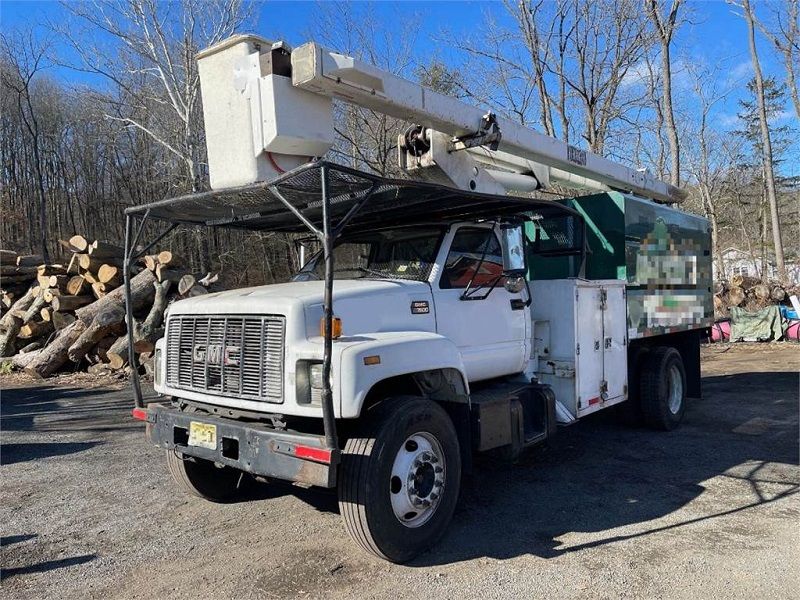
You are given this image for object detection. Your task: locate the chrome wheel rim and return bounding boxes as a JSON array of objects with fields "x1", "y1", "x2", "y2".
[
  {"x1": 668, "y1": 364, "x2": 683, "y2": 414},
  {"x1": 389, "y1": 432, "x2": 446, "y2": 528}
]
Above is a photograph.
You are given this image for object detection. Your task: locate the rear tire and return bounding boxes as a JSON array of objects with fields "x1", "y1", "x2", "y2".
[
  {"x1": 338, "y1": 397, "x2": 461, "y2": 563},
  {"x1": 166, "y1": 450, "x2": 247, "y2": 503},
  {"x1": 640, "y1": 346, "x2": 686, "y2": 431}
]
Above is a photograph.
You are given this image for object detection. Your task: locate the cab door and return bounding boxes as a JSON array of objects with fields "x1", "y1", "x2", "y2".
[{"x1": 432, "y1": 224, "x2": 528, "y2": 382}]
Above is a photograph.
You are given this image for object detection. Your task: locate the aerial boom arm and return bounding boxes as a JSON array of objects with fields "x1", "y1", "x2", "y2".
[
  {"x1": 196, "y1": 35, "x2": 686, "y2": 204},
  {"x1": 289, "y1": 43, "x2": 685, "y2": 204}
]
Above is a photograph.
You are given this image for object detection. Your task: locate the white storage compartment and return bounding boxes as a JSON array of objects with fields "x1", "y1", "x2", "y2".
[
  {"x1": 197, "y1": 35, "x2": 334, "y2": 190},
  {"x1": 530, "y1": 278, "x2": 628, "y2": 420}
]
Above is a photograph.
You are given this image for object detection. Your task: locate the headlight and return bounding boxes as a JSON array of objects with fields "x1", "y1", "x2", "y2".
[
  {"x1": 297, "y1": 361, "x2": 324, "y2": 405},
  {"x1": 309, "y1": 363, "x2": 324, "y2": 389}
]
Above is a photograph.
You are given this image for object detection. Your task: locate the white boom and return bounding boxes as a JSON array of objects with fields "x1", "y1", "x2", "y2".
[{"x1": 197, "y1": 35, "x2": 686, "y2": 204}]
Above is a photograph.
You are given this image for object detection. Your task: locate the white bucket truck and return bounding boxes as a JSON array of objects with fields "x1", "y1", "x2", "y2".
[{"x1": 126, "y1": 35, "x2": 712, "y2": 562}]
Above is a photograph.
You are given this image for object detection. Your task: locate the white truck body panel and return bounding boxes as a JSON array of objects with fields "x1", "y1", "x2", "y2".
[{"x1": 530, "y1": 279, "x2": 628, "y2": 420}]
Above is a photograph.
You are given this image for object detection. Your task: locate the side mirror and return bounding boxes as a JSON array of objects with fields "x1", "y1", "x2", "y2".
[{"x1": 499, "y1": 223, "x2": 526, "y2": 276}]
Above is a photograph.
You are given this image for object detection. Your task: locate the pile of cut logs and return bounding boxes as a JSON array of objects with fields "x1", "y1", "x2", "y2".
[
  {"x1": 0, "y1": 237, "x2": 219, "y2": 378},
  {"x1": 714, "y1": 274, "x2": 798, "y2": 317}
]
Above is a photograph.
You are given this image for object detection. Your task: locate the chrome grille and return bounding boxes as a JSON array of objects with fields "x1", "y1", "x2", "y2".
[{"x1": 165, "y1": 315, "x2": 285, "y2": 403}]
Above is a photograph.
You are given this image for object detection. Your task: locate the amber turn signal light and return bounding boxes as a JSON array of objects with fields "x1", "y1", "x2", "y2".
[{"x1": 320, "y1": 316, "x2": 343, "y2": 339}]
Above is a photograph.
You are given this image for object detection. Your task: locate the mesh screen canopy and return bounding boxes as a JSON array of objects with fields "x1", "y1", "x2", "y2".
[{"x1": 126, "y1": 160, "x2": 581, "y2": 236}]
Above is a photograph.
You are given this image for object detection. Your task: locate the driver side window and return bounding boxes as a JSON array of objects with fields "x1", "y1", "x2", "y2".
[{"x1": 440, "y1": 228, "x2": 503, "y2": 289}]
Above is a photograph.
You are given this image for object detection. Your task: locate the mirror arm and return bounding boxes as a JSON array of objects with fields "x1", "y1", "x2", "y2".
[
  {"x1": 462, "y1": 274, "x2": 503, "y2": 301},
  {"x1": 459, "y1": 226, "x2": 495, "y2": 301}
]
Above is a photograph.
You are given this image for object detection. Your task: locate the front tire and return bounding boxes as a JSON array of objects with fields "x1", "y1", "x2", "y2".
[
  {"x1": 166, "y1": 450, "x2": 247, "y2": 503},
  {"x1": 338, "y1": 397, "x2": 461, "y2": 563},
  {"x1": 640, "y1": 346, "x2": 687, "y2": 431}
]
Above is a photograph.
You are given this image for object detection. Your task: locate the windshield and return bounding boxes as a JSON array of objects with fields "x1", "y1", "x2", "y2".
[{"x1": 294, "y1": 227, "x2": 444, "y2": 282}]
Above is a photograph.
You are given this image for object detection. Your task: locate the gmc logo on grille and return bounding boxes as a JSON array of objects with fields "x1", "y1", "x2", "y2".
[{"x1": 193, "y1": 344, "x2": 240, "y2": 366}]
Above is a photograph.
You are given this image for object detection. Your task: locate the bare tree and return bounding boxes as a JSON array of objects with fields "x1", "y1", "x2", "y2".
[
  {"x1": 646, "y1": 0, "x2": 684, "y2": 187},
  {"x1": 452, "y1": 0, "x2": 653, "y2": 155},
  {"x1": 755, "y1": 0, "x2": 800, "y2": 120},
  {"x1": 55, "y1": 0, "x2": 250, "y2": 272},
  {"x1": 506, "y1": 0, "x2": 559, "y2": 136},
  {"x1": 310, "y1": 2, "x2": 421, "y2": 176},
  {"x1": 1, "y1": 31, "x2": 51, "y2": 262},
  {"x1": 684, "y1": 63, "x2": 738, "y2": 279},
  {"x1": 559, "y1": 0, "x2": 654, "y2": 153},
  {"x1": 57, "y1": 0, "x2": 249, "y2": 193},
  {"x1": 635, "y1": 51, "x2": 668, "y2": 178},
  {"x1": 730, "y1": 0, "x2": 787, "y2": 280}
]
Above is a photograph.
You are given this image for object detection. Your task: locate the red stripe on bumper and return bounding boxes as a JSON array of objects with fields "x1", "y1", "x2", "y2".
[{"x1": 294, "y1": 445, "x2": 332, "y2": 464}]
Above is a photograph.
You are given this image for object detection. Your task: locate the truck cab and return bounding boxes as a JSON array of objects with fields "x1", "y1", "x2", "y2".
[{"x1": 154, "y1": 220, "x2": 534, "y2": 417}]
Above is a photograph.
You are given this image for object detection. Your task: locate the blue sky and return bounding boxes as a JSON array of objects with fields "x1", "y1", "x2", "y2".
[
  {"x1": 1, "y1": 0, "x2": 796, "y2": 172},
  {"x1": 0, "y1": 1, "x2": 776, "y2": 68}
]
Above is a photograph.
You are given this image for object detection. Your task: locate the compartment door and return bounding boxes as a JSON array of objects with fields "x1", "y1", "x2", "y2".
[
  {"x1": 575, "y1": 285, "x2": 604, "y2": 412},
  {"x1": 602, "y1": 285, "x2": 628, "y2": 402}
]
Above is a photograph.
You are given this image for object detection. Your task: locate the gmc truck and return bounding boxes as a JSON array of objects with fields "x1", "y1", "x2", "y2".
[{"x1": 125, "y1": 35, "x2": 712, "y2": 563}]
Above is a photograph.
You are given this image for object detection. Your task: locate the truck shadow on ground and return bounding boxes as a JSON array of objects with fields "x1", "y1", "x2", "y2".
[
  {"x1": 241, "y1": 370, "x2": 799, "y2": 566},
  {"x1": 1, "y1": 386, "x2": 135, "y2": 435},
  {"x1": 416, "y1": 369, "x2": 799, "y2": 565},
  {"x1": 1, "y1": 441, "x2": 100, "y2": 466}
]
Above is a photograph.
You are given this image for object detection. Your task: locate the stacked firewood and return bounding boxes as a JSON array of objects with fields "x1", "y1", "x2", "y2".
[
  {"x1": 713, "y1": 275, "x2": 799, "y2": 318},
  {"x1": 0, "y1": 238, "x2": 219, "y2": 378}
]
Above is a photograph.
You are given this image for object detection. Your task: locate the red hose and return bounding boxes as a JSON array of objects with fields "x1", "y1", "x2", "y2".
[{"x1": 267, "y1": 151, "x2": 286, "y2": 174}]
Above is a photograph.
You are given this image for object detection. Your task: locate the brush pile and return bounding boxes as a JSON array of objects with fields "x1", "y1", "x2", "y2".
[
  {"x1": 713, "y1": 274, "x2": 799, "y2": 318},
  {"x1": 0, "y1": 237, "x2": 219, "y2": 379}
]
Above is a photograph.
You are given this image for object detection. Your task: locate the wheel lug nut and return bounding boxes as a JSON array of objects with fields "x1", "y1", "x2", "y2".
[
  {"x1": 434, "y1": 466, "x2": 443, "y2": 473},
  {"x1": 421, "y1": 499, "x2": 431, "y2": 507},
  {"x1": 430, "y1": 493, "x2": 439, "y2": 500},
  {"x1": 429, "y1": 456, "x2": 439, "y2": 464}
]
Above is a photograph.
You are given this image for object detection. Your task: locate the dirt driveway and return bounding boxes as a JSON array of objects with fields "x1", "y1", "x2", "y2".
[{"x1": 1, "y1": 344, "x2": 798, "y2": 599}]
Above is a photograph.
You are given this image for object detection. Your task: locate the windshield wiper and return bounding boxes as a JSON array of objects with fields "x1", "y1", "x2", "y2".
[{"x1": 355, "y1": 266, "x2": 394, "y2": 279}]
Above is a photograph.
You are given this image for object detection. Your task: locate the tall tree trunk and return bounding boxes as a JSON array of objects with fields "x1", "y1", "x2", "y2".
[
  {"x1": 733, "y1": 191, "x2": 758, "y2": 275},
  {"x1": 786, "y1": 54, "x2": 800, "y2": 121},
  {"x1": 647, "y1": 0, "x2": 683, "y2": 187},
  {"x1": 742, "y1": 0, "x2": 786, "y2": 280},
  {"x1": 759, "y1": 187, "x2": 768, "y2": 279},
  {"x1": 16, "y1": 89, "x2": 50, "y2": 263},
  {"x1": 701, "y1": 186, "x2": 724, "y2": 280}
]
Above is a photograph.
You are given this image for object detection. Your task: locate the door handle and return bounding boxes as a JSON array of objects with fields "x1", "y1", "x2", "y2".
[{"x1": 510, "y1": 299, "x2": 526, "y2": 310}]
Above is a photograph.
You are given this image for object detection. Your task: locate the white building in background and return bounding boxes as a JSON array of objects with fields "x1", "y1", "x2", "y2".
[{"x1": 715, "y1": 247, "x2": 800, "y2": 283}]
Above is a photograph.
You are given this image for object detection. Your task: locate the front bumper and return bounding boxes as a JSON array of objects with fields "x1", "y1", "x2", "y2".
[{"x1": 143, "y1": 403, "x2": 338, "y2": 488}]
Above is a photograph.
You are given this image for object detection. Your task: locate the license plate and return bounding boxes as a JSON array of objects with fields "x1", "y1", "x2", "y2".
[{"x1": 188, "y1": 422, "x2": 217, "y2": 450}]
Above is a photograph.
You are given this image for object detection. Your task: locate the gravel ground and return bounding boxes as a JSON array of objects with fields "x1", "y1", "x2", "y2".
[{"x1": 1, "y1": 343, "x2": 798, "y2": 599}]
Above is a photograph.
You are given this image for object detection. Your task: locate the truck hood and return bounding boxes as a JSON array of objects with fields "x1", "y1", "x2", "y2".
[{"x1": 167, "y1": 279, "x2": 437, "y2": 338}]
